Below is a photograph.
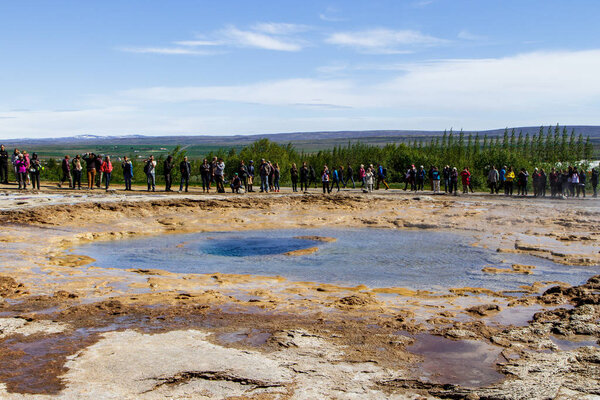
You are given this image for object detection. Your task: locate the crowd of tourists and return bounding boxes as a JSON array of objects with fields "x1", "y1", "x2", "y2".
[{"x1": 1, "y1": 145, "x2": 598, "y2": 198}]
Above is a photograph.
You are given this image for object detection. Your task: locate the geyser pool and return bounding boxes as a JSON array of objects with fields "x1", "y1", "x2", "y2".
[{"x1": 73, "y1": 228, "x2": 600, "y2": 293}]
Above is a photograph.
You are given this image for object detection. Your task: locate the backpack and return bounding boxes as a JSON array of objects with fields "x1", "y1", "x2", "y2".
[{"x1": 143, "y1": 162, "x2": 150, "y2": 174}]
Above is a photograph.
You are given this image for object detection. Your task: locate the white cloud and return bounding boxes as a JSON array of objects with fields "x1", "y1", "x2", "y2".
[
  {"x1": 174, "y1": 40, "x2": 222, "y2": 46},
  {"x1": 457, "y1": 30, "x2": 486, "y2": 41},
  {"x1": 250, "y1": 22, "x2": 311, "y2": 35},
  {"x1": 219, "y1": 25, "x2": 304, "y2": 51},
  {"x1": 119, "y1": 47, "x2": 217, "y2": 55},
  {"x1": 319, "y1": 6, "x2": 345, "y2": 22},
  {"x1": 325, "y1": 28, "x2": 447, "y2": 54},
  {"x1": 5, "y1": 50, "x2": 600, "y2": 138}
]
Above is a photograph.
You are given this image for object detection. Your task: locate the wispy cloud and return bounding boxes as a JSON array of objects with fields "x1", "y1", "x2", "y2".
[
  {"x1": 250, "y1": 22, "x2": 311, "y2": 35},
  {"x1": 319, "y1": 6, "x2": 345, "y2": 22},
  {"x1": 412, "y1": 0, "x2": 434, "y2": 8},
  {"x1": 325, "y1": 28, "x2": 446, "y2": 54},
  {"x1": 119, "y1": 47, "x2": 217, "y2": 55},
  {"x1": 457, "y1": 30, "x2": 486, "y2": 41},
  {"x1": 219, "y1": 25, "x2": 305, "y2": 51},
  {"x1": 121, "y1": 23, "x2": 308, "y2": 55}
]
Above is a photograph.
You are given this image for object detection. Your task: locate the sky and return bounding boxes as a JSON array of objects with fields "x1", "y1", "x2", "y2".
[{"x1": 1, "y1": 0, "x2": 600, "y2": 139}]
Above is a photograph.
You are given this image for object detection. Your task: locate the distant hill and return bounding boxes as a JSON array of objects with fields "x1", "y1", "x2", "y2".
[{"x1": 4, "y1": 125, "x2": 600, "y2": 148}]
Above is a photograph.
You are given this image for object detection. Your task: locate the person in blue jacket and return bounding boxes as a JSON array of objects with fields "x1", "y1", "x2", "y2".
[{"x1": 376, "y1": 164, "x2": 389, "y2": 190}]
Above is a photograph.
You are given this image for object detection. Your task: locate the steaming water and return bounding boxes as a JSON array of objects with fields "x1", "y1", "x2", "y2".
[{"x1": 75, "y1": 228, "x2": 600, "y2": 293}]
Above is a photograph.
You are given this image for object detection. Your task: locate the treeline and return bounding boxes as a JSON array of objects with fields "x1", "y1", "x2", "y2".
[{"x1": 22, "y1": 125, "x2": 598, "y2": 190}]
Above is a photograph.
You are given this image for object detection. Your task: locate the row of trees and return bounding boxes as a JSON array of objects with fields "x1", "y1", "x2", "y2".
[{"x1": 13, "y1": 125, "x2": 598, "y2": 190}]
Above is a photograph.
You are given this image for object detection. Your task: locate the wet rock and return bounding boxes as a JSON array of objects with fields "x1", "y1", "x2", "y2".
[
  {"x1": 0, "y1": 276, "x2": 27, "y2": 298},
  {"x1": 53, "y1": 290, "x2": 79, "y2": 299},
  {"x1": 444, "y1": 329, "x2": 477, "y2": 339},
  {"x1": 334, "y1": 294, "x2": 380, "y2": 308},
  {"x1": 466, "y1": 304, "x2": 502, "y2": 316}
]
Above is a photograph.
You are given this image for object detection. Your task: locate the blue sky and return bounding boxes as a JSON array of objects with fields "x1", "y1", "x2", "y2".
[{"x1": 2, "y1": 0, "x2": 600, "y2": 138}]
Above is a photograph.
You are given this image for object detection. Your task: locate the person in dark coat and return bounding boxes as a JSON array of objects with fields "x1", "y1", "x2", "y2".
[
  {"x1": 179, "y1": 156, "x2": 191, "y2": 192},
  {"x1": 164, "y1": 155, "x2": 174, "y2": 192}
]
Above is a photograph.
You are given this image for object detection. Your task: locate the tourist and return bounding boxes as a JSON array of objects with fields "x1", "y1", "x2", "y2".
[
  {"x1": 331, "y1": 166, "x2": 340, "y2": 192},
  {"x1": 290, "y1": 163, "x2": 298, "y2": 192},
  {"x1": 504, "y1": 167, "x2": 515, "y2": 196},
  {"x1": 210, "y1": 157, "x2": 218, "y2": 188},
  {"x1": 273, "y1": 162, "x2": 281, "y2": 192},
  {"x1": 322, "y1": 165, "x2": 331, "y2": 193},
  {"x1": 82, "y1": 153, "x2": 97, "y2": 190},
  {"x1": 347, "y1": 163, "x2": 355, "y2": 189},
  {"x1": 498, "y1": 165, "x2": 506, "y2": 193},
  {"x1": 0, "y1": 145, "x2": 8, "y2": 184},
  {"x1": 259, "y1": 159, "x2": 270, "y2": 193},
  {"x1": 145, "y1": 155, "x2": 156, "y2": 192},
  {"x1": 299, "y1": 162, "x2": 309, "y2": 192},
  {"x1": 539, "y1": 168, "x2": 547, "y2": 197},
  {"x1": 30, "y1": 153, "x2": 42, "y2": 190},
  {"x1": 532, "y1": 168, "x2": 540, "y2": 197},
  {"x1": 591, "y1": 168, "x2": 598, "y2": 198},
  {"x1": 416, "y1": 165, "x2": 426, "y2": 191},
  {"x1": 339, "y1": 165, "x2": 346, "y2": 188},
  {"x1": 214, "y1": 158, "x2": 225, "y2": 193},
  {"x1": 58, "y1": 155, "x2": 72, "y2": 188},
  {"x1": 100, "y1": 156, "x2": 113, "y2": 190},
  {"x1": 239, "y1": 160, "x2": 249, "y2": 192},
  {"x1": 570, "y1": 167, "x2": 579, "y2": 197},
  {"x1": 365, "y1": 167, "x2": 374, "y2": 192},
  {"x1": 11, "y1": 149, "x2": 20, "y2": 179},
  {"x1": 13, "y1": 153, "x2": 27, "y2": 189},
  {"x1": 122, "y1": 156, "x2": 133, "y2": 191},
  {"x1": 518, "y1": 168, "x2": 529, "y2": 196},
  {"x1": 71, "y1": 155, "x2": 82, "y2": 190},
  {"x1": 460, "y1": 167, "x2": 471, "y2": 194},
  {"x1": 376, "y1": 164, "x2": 389, "y2": 190},
  {"x1": 179, "y1": 156, "x2": 191, "y2": 192},
  {"x1": 164, "y1": 155, "x2": 174, "y2": 192},
  {"x1": 549, "y1": 168, "x2": 559, "y2": 197},
  {"x1": 561, "y1": 168, "x2": 570, "y2": 197},
  {"x1": 577, "y1": 168, "x2": 586, "y2": 198},
  {"x1": 231, "y1": 172, "x2": 242, "y2": 193},
  {"x1": 95, "y1": 154, "x2": 103, "y2": 188},
  {"x1": 308, "y1": 165, "x2": 317, "y2": 188},
  {"x1": 432, "y1": 166, "x2": 441, "y2": 193},
  {"x1": 247, "y1": 160, "x2": 255, "y2": 192},
  {"x1": 487, "y1": 166, "x2": 498, "y2": 194},
  {"x1": 200, "y1": 159, "x2": 211, "y2": 192},
  {"x1": 442, "y1": 165, "x2": 451, "y2": 193},
  {"x1": 359, "y1": 164, "x2": 366, "y2": 189}
]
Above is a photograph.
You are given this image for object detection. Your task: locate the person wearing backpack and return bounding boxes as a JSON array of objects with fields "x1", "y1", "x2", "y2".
[
  {"x1": 13, "y1": 153, "x2": 28, "y2": 190},
  {"x1": 100, "y1": 156, "x2": 113, "y2": 190},
  {"x1": 376, "y1": 164, "x2": 389, "y2": 190},
  {"x1": 82, "y1": 153, "x2": 97, "y2": 190},
  {"x1": 122, "y1": 156, "x2": 133, "y2": 191},
  {"x1": 29, "y1": 153, "x2": 42, "y2": 190},
  {"x1": 214, "y1": 158, "x2": 225, "y2": 193},
  {"x1": 415, "y1": 165, "x2": 426, "y2": 191},
  {"x1": 179, "y1": 156, "x2": 191, "y2": 192},
  {"x1": 145, "y1": 155, "x2": 156, "y2": 191},
  {"x1": 331, "y1": 167, "x2": 340, "y2": 192}
]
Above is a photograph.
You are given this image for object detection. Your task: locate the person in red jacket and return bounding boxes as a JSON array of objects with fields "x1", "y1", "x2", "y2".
[
  {"x1": 100, "y1": 156, "x2": 113, "y2": 190},
  {"x1": 460, "y1": 167, "x2": 471, "y2": 194}
]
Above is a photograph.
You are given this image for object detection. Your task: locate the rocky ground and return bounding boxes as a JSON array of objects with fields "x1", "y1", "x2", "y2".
[{"x1": 0, "y1": 186, "x2": 599, "y2": 399}]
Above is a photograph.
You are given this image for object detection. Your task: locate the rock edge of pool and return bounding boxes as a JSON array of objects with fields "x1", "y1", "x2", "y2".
[{"x1": 0, "y1": 191, "x2": 599, "y2": 400}]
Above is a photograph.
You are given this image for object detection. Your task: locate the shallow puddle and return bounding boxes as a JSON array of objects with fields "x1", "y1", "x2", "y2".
[
  {"x1": 407, "y1": 333, "x2": 504, "y2": 388},
  {"x1": 74, "y1": 228, "x2": 600, "y2": 293},
  {"x1": 550, "y1": 335, "x2": 599, "y2": 350}
]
